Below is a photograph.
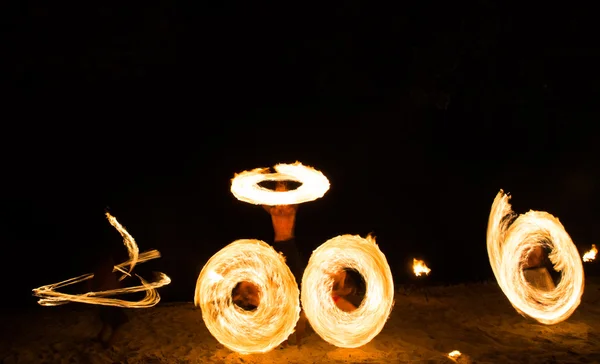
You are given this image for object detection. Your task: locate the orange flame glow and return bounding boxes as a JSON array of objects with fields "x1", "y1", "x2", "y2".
[
  {"x1": 583, "y1": 244, "x2": 597, "y2": 262},
  {"x1": 448, "y1": 350, "x2": 462, "y2": 359},
  {"x1": 413, "y1": 258, "x2": 431, "y2": 277}
]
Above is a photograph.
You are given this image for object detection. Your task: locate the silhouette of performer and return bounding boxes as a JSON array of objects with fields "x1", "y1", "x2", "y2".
[
  {"x1": 261, "y1": 181, "x2": 308, "y2": 346},
  {"x1": 523, "y1": 245, "x2": 556, "y2": 291},
  {"x1": 91, "y1": 252, "x2": 129, "y2": 348},
  {"x1": 232, "y1": 181, "x2": 358, "y2": 346}
]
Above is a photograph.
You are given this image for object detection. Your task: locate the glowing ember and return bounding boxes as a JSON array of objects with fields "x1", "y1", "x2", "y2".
[
  {"x1": 448, "y1": 350, "x2": 462, "y2": 359},
  {"x1": 413, "y1": 258, "x2": 431, "y2": 277},
  {"x1": 32, "y1": 213, "x2": 171, "y2": 308},
  {"x1": 195, "y1": 239, "x2": 300, "y2": 354},
  {"x1": 583, "y1": 244, "x2": 597, "y2": 262},
  {"x1": 230, "y1": 161, "x2": 330, "y2": 206},
  {"x1": 301, "y1": 234, "x2": 394, "y2": 348},
  {"x1": 487, "y1": 190, "x2": 584, "y2": 325}
]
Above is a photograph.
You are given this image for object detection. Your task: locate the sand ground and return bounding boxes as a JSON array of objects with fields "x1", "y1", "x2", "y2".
[{"x1": 2, "y1": 278, "x2": 599, "y2": 364}]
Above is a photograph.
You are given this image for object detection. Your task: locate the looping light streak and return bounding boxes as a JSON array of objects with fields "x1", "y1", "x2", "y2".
[
  {"x1": 195, "y1": 239, "x2": 300, "y2": 354},
  {"x1": 230, "y1": 161, "x2": 330, "y2": 205},
  {"x1": 301, "y1": 234, "x2": 395, "y2": 348},
  {"x1": 486, "y1": 190, "x2": 585, "y2": 325},
  {"x1": 32, "y1": 213, "x2": 171, "y2": 308}
]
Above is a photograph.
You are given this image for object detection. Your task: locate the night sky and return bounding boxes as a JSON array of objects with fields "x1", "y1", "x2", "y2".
[{"x1": 2, "y1": 2, "x2": 598, "y2": 308}]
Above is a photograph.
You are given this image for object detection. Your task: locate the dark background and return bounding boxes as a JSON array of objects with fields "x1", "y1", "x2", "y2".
[{"x1": 2, "y1": 2, "x2": 598, "y2": 308}]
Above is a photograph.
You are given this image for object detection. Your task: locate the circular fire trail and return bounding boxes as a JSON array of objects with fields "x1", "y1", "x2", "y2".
[
  {"x1": 230, "y1": 161, "x2": 330, "y2": 205},
  {"x1": 486, "y1": 190, "x2": 584, "y2": 325},
  {"x1": 301, "y1": 234, "x2": 394, "y2": 348},
  {"x1": 195, "y1": 239, "x2": 300, "y2": 354}
]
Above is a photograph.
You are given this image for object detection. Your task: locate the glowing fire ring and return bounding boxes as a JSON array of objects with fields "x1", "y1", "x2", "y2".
[
  {"x1": 195, "y1": 239, "x2": 300, "y2": 354},
  {"x1": 32, "y1": 213, "x2": 171, "y2": 308},
  {"x1": 230, "y1": 162, "x2": 330, "y2": 205},
  {"x1": 487, "y1": 190, "x2": 585, "y2": 325},
  {"x1": 301, "y1": 235, "x2": 395, "y2": 348}
]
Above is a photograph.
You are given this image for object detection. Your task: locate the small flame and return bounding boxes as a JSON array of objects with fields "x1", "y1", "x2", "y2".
[
  {"x1": 448, "y1": 350, "x2": 462, "y2": 359},
  {"x1": 413, "y1": 258, "x2": 431, "y2": 277},
  {"x1": 583, "y1": 244, "x2": 597, "y2": 262}
]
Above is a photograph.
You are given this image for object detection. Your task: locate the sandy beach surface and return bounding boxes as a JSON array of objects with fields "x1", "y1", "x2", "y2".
[{"x1": 2, "y1": 278, "x2": 599, "y2": 364}]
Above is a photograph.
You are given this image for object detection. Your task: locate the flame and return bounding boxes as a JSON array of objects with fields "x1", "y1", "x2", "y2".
[
  {"x1": 448, "y1": 350, "x2": 462, "y2": 359},
  {"x1": 486, "y1": 190, "x2": 584, "y2": 325},
  {"x1": 230, "y1": 161, "x2": 330, "y2": 205},
  {"x1": 583, "y1": 244, "x2": 597, "y2": 262},
  {"x1": 413, "y1": 258, "x2": 431, "y2": 277},
  {"x1": 301, "y1": 234, "x2": 395, "y2": 348},
  {"x1": 32, "y1": 213, "x2": 170, "y2": 308},
  {"x1": 195, "y1": 239, "x2": 300, "y2": 354}
]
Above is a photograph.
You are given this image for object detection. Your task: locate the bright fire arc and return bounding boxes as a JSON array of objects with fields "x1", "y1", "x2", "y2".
[
  {"x1": 32, "y1": 213, "x2": 171, "y2": 308},
  {"x1": 486, "y1": 190, "x2": 584, "y2": 325}
]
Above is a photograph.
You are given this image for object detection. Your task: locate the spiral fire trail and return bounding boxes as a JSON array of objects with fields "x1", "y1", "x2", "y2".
[{"x1": 486, "y1": 190, "x2": 584, "y2": 325}]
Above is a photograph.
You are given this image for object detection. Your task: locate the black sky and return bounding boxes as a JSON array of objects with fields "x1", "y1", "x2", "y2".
[{"x1": 2, "y1": 2, "x2": 598, "y2": 307}]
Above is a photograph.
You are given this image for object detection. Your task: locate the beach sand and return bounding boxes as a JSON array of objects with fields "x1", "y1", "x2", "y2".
[{"x1": 2, "y1": 278, "x2": 599, "y2": 364}]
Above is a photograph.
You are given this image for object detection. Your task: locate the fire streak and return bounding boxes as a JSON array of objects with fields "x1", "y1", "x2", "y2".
[
  {"x1": 486, "y1": 190, "x2": 584, "y2": 325},
  {"x1": 32, "y1": 213, "x2": 170, "y2": 308},
  {"x1": 301, "y1": 234, "x2": 394, "y2": 348},
  {"x1": 230, "y1": 161, "x2": 330, "y2": 205},
  {"x1": 195, "y1": 239, "x2": 300, "y2": 354}
]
